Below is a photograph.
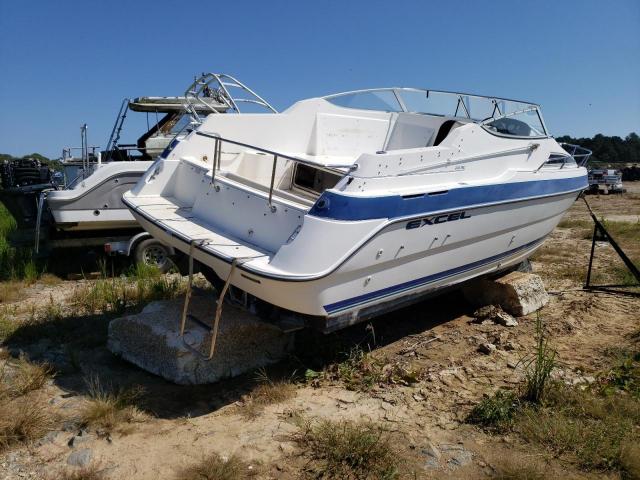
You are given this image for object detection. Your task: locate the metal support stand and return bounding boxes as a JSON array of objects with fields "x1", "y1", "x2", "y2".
[{"x1": 583, "y1": 197, "x2": 640, "y2": 294}]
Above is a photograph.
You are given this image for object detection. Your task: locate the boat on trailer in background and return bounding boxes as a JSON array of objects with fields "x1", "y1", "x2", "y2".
[
  {"x1": 123, "y1": 87, "x2": 591, "y2": 331},
  {"x1": 47, "y1": 73, "x2": 276, "y2": 233}
]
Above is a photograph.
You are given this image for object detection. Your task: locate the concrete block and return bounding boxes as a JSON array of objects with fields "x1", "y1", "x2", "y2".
[
  {"x1": 108, "y1": 293, "x2": 293, "y2": 385},
  {"x1": 462, "y1": 271, "x2": 549, "y2": 316}
]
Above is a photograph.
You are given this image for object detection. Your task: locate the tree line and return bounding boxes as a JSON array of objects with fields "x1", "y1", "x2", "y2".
[{"x1": 556, "y1": 132, "x2": 640, "y2": 165}]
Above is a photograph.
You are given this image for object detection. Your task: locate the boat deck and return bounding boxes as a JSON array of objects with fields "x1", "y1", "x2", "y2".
[{"x1": 130, "y1": 196, "x2": 271, "y2": 261}]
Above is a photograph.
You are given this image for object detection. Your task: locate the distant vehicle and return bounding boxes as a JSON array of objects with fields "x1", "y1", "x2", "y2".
[{"x1": 587, "y1": 168, "x2": 624, "y2": 194}]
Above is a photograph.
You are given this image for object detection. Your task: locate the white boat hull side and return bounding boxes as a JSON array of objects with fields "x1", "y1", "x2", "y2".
[
  {"x1": 129, "y1": 189, "x2": 578, "y2": 318},
  {"x1": 47, "y1": 161, "x2": 152, "y2": 231},
  {"x1": 50, "y1": 208, "x2": 138, "y2": 231}
]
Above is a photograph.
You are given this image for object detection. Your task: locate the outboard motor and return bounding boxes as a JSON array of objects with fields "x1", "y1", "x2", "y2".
[{"x1": 0, "y1": 158, "x2": 55, "y2": 231}]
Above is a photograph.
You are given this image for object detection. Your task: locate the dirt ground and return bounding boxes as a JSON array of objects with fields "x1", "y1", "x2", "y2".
[{"x1": 1, "y1": 184, "x2": 639, "y2": 480}]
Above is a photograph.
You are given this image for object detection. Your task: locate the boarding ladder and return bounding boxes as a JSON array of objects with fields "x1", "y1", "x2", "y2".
[
  {"x1": 103, "y1": 98, "x2": 130, "y2": 163},
  {"x1": 178, "y1": 240, "x2": 262, "y2": 360}
]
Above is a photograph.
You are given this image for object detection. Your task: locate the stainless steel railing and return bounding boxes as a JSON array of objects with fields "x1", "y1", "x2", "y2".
[
  {"x1": 560, "y1": 143, "x2": 592, "y2": 167},
  {"x1": 196, "y1": 131, "x2": 355, "y2": 211}
]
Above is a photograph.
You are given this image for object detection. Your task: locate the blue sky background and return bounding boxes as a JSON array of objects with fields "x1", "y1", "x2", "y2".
[{"x1": 1, "y1": 0, "x2": 638, "y2": 158}]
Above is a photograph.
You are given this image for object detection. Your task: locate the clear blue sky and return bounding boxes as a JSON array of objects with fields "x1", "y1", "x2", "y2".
[{"x1": 1, "y1": 0, "x2": 638, "y2": 158}]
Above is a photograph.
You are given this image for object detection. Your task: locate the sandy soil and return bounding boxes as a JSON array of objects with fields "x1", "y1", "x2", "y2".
[{"x1": 1, "y1": 183, "x2": 639, "y2": 479}]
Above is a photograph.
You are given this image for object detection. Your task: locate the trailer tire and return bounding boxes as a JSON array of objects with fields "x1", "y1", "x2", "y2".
[
  {"x1": 199, "y1": 264, "x2": 225, "y2": 292},
  {"x1": 134, "y1": 239, "x2": 172, "y2": 273}
]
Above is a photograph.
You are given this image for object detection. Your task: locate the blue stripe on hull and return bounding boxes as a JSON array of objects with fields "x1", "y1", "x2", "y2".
[
  {"x1": 324, "y1": 236, "x2": 545, "y2": 314},
  {"x1": 310, "y1": 175, "x2": 587, "y2": 221}
]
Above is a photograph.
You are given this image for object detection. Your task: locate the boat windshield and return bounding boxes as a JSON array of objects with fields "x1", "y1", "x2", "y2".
[{"x1": 324, "y1": 88, "x2": 548, "y2": 138}]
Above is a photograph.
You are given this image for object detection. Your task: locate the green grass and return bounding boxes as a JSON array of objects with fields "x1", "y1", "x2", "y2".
[
  {"x1": 70, "y1": 265, "x2": 185, "y2": 316},
  {"x1": 521, "y1": 313, "x2": 557, "y2": 403},
  {"x1": 293, "y1": 419, "x2": 400, "y2": 479},
  {"x1": 0, "y1": 202, "x2": 41, "y2": 281},
  {"x1": 468, "y1": 389, "x2": 519, "y2": 430},
  {"x1": 319, "y1": 346, "x2": 419, "y2": 391},
  {"x1": 469, "y1": 348, "x2": 640, "y2": 476}
]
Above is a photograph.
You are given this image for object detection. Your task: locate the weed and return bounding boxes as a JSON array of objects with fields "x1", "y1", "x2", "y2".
[
  {"x1": 10, "y1": 356, "x2": 53, "y2": 397},
  {"x1": 0, "y1": 394, "x2": 54, "y2": 451},
  {"x1": 175, "y1": 453, "x2": 254, "y2": 480},
  {"x1": 611, "y1": 265, "x2": 639, "y2": 287},
  {"x1": 555, "y1": 263, "x2": 587, "y2": 283},
  {"x1": 467, "y1": 389, "x2": 519, "y2": 429},
  {"x1": 520, "y1": 313, "x2": 556, "y2": 403},
  {"x1": 0, "y1": 280, "x2": 25, "y2": 303},
  {"x1": 39, "y1": 273, "x2": 62, "y2": 286},
  {"x1": 323, "y1": 346, "x2": 419, "y2": 391},
  {"x1": 50, "y1": 465, "x2": 106, "y2": 480},
  {"x1": 597, "y1": 349, "x2": 640, "y2": 398},
  {"x1": 22, "y1": 258, "x2": 39, "y2": 284},
  {"x1": 515, "y1": 402, "x2": 636, "y2": 471},
  {"x1": 489, "y1": 457, "x2": 548, "y2": 480},
  {"x1": 240, "y1": 369, "x2": 296, "y2": 419},
  {"x1": 293, "y1": 418, "x2": 399, "y2": 479},
  {"x1": 0, "y1": 308, "x2": 18, "y2": 341},
  {"x1": 70, "y1": 270, "x2": 184, "y2": 316},
  {"x1": 557, "y1": 218, "x2": 592, "y2": 229},
  {"x1": 80, "y1": 375, "x2": 148, "y2": 434},
  {"x1": 620, "y1": 440, "x2": 640, "y2": 479}
]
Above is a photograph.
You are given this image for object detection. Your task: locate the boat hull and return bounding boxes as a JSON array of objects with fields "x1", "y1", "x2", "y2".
[
  {"x1": 129, "y1": 188, "x2": 579, "y2": 329},
  {"x1": 47, "y1": 161, "x2": 152, "y2": 232}
]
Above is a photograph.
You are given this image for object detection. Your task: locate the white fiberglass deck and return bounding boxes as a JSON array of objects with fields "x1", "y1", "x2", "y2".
[{"x1": 130, "y1": 196, "x2": 270, "y2": 261}]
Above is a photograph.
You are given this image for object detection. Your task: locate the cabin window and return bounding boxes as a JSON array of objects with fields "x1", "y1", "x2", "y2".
[
  {"x1": 293, "y1": 164, "x2": 341, "y2": 194},
  {"x1": 326, "y1": 90, "x2": 402, "y2": 112},
  {"x1": 485, "y1": 110, "x2": 546, "y2": 137}
]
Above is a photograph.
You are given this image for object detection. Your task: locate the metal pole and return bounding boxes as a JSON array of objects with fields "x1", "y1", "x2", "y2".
[
  {"x1": 208, "y1": 259, "x2": 238, "y2": 359},
  {"x1": 585, "y1": 223, "x2": 598, "y2": 288},
  {"x1": 179, "y1": 240, "x2": 195, "y2": 336},
  {"x1": 268, "y1": 155, "x2": 277, "y2": 211}
]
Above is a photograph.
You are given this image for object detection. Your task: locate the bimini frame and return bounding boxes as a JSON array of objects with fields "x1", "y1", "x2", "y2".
[
  {"x1": 323, "y1": 87, "x2": 550, "y2": 139},
  {"x1": 184, "y1": 73, "x2": 277, "y2": 122}
]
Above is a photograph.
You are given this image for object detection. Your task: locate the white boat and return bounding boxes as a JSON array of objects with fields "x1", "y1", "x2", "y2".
[
  {"x1": 123, "y1": 87, "x2": 591, "y2": 331},
  {"x1": 47, "y1": 73, "x2": 275, "y2": 232}
]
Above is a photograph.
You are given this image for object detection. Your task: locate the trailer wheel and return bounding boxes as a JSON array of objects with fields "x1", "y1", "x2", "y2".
[
  {"x1": 199, "y1": 264, "x2": 225, "y2": 292},
  {"x1": 134, "y1": 239, "x2": 172, "y2": 273}
]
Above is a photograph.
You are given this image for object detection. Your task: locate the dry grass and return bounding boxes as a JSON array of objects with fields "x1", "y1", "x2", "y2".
[
  {"x1": 9, "y1": 356, "x2": 53, "y2": 397},
  {"x1": 0, "y1": 307, "x2": 18, "y2": 342},
  {"x1": 79, "y1": 375, "x2": 149, "y2": 434},
  {"x1": 240, "y1": 369, "x2": 296, "y2": 419},
  {"x1": 0, "y1": 280, "x2": 26, "y2": 303},
  {"x1": 0, "y1": 355, "x2": 56, "y2": 451},
  {"x1": 620, "y1": 441, "x2": 640, "y2": 479},
  {"x1": 175, "y1": 453, "x2": 255, "y2": 480},
  {"x1": 557, "y1": 218, "x2": 592, "y2": 230},
  {"x1": 70, "y1": 267, "x2": 185, "y2": 316},
  {"x1": 39, "y1": 273, "x2": 62, "y2": 286},
  {"x1": 49, "y1": 464, "x2": 107, "y2": 480},
  {"x1": 0, "y1": 394, "x2": 55, "y2": 451},
  {"x1": 0, "y1": 356, "x2": 53, "y2": 399},
  {"x1": 489, "y1": 457, "x2": 548, "y2": 480},
  {"x1": 293, "y1": 418, "x2": 400, "y2": 479}
]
